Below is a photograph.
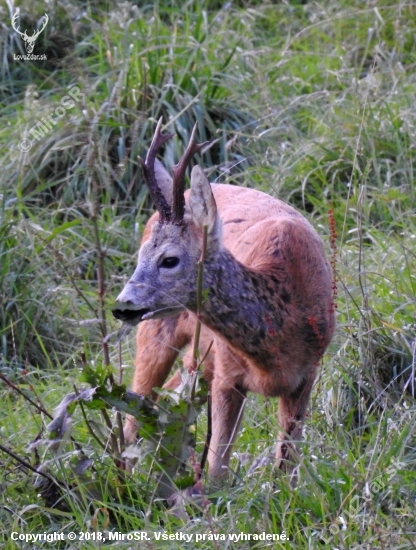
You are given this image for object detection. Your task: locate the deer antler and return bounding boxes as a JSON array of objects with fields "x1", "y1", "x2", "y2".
[
  {"x1": 139, "y1": 118, "x2": 174, "y2": 223},
  {"x1": 171, "y1": 122, "x2": 208, "y2": 224},
  {"x1": 140, "y1": 119, "x2": 208, "y2": 224},
  {"x1": 11, "y1": 11, "x2": 25, "y2": 38},
  {"x1": 11, "y1": 11, "x2": 48, "y2": 39},
  {"x1": 36, "y1": 14, "x2": 49, "y2": 37}
]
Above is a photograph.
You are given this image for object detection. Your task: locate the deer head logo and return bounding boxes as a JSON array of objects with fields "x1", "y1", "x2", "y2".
[{"x1": 11, "y1": 11, "x2": 49, "y2": 54}]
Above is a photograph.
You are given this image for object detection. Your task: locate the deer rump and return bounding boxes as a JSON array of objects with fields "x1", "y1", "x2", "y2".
[{"x1": 113, "y1": 122, "x2": 334, "y2": 482}]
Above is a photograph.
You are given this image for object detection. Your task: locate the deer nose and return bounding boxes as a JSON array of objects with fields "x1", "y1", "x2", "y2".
[
  {"x1": 112, "y1": 298, "x2": 150, "y2": 324},
  {"x1": 115, "y1": 283, "x2": 135, "y2": 304},
  {"x1": 115, "y1": 279, "x2": 148, "y2": 303},
  {"x1": 112, "y1": 306, "x2": 144, "y2": 322},
  {"x1": 116, "y1": 298, "x2": 134, "y2": 307}
]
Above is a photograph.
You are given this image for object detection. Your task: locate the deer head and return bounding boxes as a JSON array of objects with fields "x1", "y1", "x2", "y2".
[
  {"x1": 113, "y1": 119, "x2": 218, "y2": 325},
  {"x1": 12, "y1": 11, "x2": 49, "y2": 54}
]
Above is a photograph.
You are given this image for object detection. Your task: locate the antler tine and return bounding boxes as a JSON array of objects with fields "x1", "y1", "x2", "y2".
[
  {"x1": 38, "y1": 14, "x2": 49, "y2": 34},
  {"x1": 139, "y1": 117, "x2": 174, "y2": 223},
  {"x1": 171, "y1": 122, "x2": 208, "y2": 224},
  {"x1": 11, "y1": 11, "x2": 23, "y2": 36}
]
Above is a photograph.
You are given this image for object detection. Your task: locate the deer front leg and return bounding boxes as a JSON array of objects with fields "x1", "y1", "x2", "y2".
[
  {"x1": 207, "y1": 376, "x2": 247, "y2": 481},
  {"x1": 276, "y1": 367, "x2": 317, "y2": 476},
  {"x1": 124, "y1": 314, "x2": 191, "y2": 444}
]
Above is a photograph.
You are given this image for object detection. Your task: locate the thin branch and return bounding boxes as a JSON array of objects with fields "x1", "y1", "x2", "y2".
[
  {"x1": 28, "y1": 229, "x2": 97, "y2": 316},
  {"x1": 101, "y1": 408, "x2": 119, "y2": 454},
  {"x1": 0, "y1": 440, "x2": 61, "y2": 485},
  {"x1": 73, "y1": 385, "x2": 107, "y2": 452},
  {"x1": 191, "y1": 224, "x2": 208, "y2": 379},
  {"x1": 199, "y1": 392, "x2": 212, "y2": 479},
  {"x1": 0, "y1": 372, "x2": 53, "y2": 419},
  {"x1": 188, "y1": 224, "x2": 212, "y2": 481},
  {"x1": 116, "y1": 409, "x2": 125, "y2": 452}
]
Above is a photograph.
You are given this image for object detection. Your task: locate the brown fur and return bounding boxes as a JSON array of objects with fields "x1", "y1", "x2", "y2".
[{"x1": 116, "y1": 176, "x2": 334, "y2": 481}]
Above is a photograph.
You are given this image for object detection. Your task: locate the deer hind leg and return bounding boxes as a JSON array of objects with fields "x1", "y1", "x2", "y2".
[
  {"x1": 276, "y1": 366, "x2": 317, "y2": 476},
  {"x1": 124, "y1": 314, "x2": 192, "y2": 445}
]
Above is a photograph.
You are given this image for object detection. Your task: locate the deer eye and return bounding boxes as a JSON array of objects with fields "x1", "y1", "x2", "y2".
[{"x1": 160, "y1": 257, "x2": 180, "y2": 269}]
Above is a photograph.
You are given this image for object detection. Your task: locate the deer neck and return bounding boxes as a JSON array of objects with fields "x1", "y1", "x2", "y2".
[{"x1": 200, "y1": 248, "x2": 282, "y2": 362}]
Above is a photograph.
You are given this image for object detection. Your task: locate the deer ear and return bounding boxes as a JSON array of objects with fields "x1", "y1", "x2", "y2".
[
  {"x1": 189, "y1": 166, "x2": 219, "y2": 236},
  {"x1": 154, "y1": 159, "x2": 173, "y2": 206}
]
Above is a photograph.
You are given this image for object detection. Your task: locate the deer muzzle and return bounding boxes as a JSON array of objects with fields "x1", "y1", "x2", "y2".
[{"x1": 112, "y1": 303, "x2": 150, "y2": 325}]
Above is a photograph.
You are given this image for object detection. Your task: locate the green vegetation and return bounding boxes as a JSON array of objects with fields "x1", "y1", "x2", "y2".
[{"x1": 1, "y1": 0, "x2": 415, "y2": 548}]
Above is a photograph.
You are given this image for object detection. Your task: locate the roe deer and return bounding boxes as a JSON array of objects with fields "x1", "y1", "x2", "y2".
[{"x1": 113, "y1": 119, "x2": 335, "y2": 481}]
